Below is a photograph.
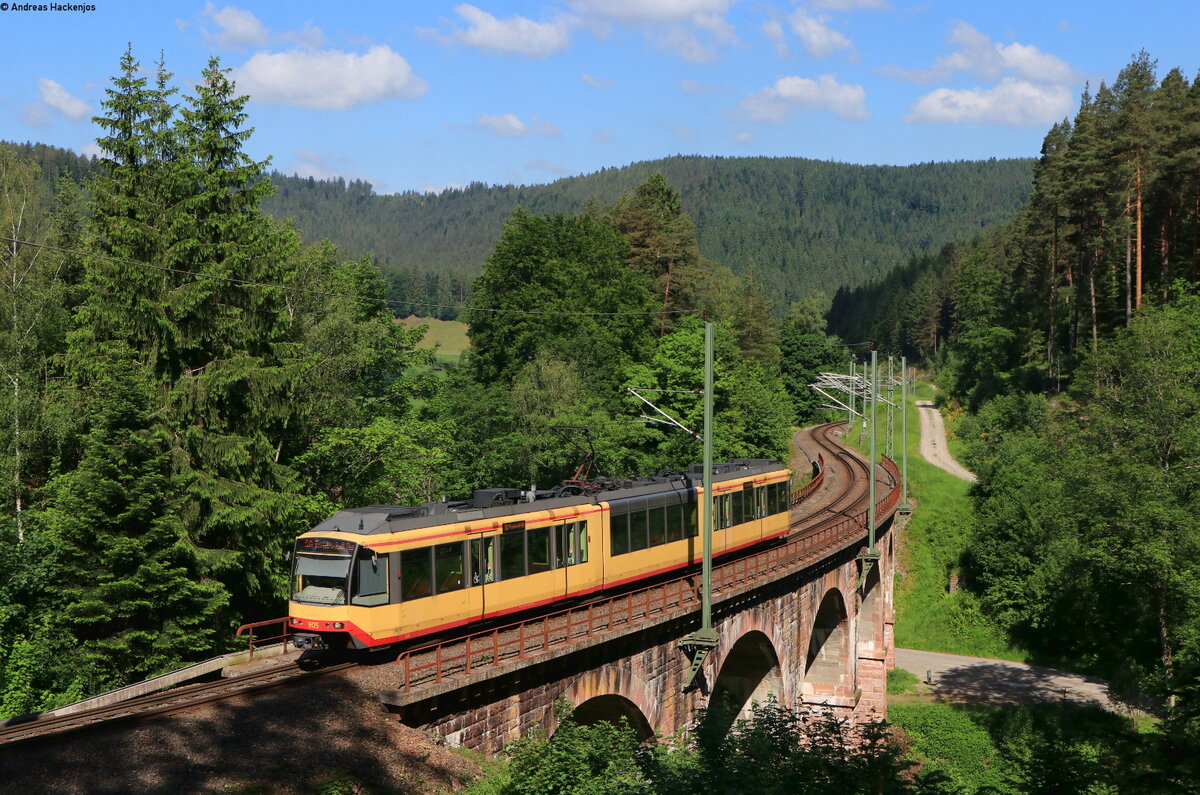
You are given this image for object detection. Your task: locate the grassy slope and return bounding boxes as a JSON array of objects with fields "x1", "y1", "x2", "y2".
[
  {"x1": 853, "y1": 380, "x2": 1024, "y2": 659},
  {"x1": 895, "y1": 381, "x2": 1023, "y2": 659},
  {"x1": 398, "y1": 316, "x2": 469, "y2": 363}
]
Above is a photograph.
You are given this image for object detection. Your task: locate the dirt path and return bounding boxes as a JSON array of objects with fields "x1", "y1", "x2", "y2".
[
  {"x1": 893, "y1": 648, "x2": 1143, "y2": 714},
  {"x1": 916, "y1": 400, "x2": 975, "y2": 482}
]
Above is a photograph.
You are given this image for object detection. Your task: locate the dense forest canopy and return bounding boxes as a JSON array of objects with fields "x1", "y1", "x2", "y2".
[
  {"x1": 831, "y1": 51, "x2": 1200, "y2": 784},
  {"x1": 2, "y1": 140, "x2": 1034, "y2": 320}
]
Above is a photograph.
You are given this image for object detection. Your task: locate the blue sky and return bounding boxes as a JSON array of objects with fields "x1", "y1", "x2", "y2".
[{"x1": 1, "y1": 1, "x2": 1197, "y2": 194}]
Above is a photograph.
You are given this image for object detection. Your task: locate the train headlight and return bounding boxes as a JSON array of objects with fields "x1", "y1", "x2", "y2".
[{"x1": 333, "y1": 622, "x2": 344, "y2": 629}]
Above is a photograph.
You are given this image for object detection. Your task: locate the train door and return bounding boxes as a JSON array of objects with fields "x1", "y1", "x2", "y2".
[
  {"x1": 467, "y1": 533, "x2": 494, "y2": 620},
  {"x1": 562, "y1": 519, "x2": 592, "y2": 597},
  {"x1": 554, "y1": 522, "x2": 571, "y2": 595}
]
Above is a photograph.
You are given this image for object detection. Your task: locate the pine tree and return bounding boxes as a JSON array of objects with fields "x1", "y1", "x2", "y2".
[{"x1": 45, "y1": 354, "x2": 226, "y2": 688}]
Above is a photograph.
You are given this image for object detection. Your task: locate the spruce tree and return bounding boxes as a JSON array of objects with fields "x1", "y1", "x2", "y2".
[{"x1": 44, "y1": 355, "x2": 226, "y2": 688}]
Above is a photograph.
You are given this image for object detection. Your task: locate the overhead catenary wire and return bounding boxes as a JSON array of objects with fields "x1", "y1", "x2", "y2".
[{"x1": 1, "y1": 236, "x2": 707, "y2": 319}]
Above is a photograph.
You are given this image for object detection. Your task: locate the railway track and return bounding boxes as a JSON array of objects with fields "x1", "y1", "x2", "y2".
[
  {"x1": 0, "y1": 659, "x2": 355, "y2": 752},
  {"x1": 0, "y1": 422, "x2": 893, "y2": 750}
]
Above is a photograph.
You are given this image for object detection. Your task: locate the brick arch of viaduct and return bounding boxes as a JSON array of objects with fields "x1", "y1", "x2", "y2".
[{"x1": 388, "y1": 517, "x2": 896, "y2": 753}]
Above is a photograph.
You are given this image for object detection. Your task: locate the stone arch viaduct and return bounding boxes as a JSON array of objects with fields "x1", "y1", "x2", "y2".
[{"x1": 379, "y1": 423, "x2": 902, "y2": 752}]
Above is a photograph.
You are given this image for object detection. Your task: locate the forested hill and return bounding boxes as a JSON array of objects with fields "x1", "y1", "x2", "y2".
[
  {"x1": 2, "y1": 142, "x2": 1033, "y2": 314},
  {"x1": 262, "y1": 156, "x2": 1034, "y2": 314}
]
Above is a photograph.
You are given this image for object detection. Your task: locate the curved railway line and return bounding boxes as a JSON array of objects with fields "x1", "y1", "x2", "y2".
[{"x1": 0, "y1": 422, "x2": 896, "y2": 753}]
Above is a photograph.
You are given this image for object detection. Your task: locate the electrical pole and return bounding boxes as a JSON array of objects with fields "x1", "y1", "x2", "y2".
[
  {"x1": 886, "y1": 355, "x2": 895, "y2": 459},
  {"x1": 899, "y1": 356, "x2": 911, "y2": 514},
  {"x1": 868, "y1": 349, "x2": 878, "y2": 555},
  {"x1": 681, "y1": 321, "x2": 719, "y2": 690}
]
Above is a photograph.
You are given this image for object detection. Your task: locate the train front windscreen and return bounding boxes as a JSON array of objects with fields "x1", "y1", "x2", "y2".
[{"x1": 291, "y1": 537, "x2": 355, "y2": 605}]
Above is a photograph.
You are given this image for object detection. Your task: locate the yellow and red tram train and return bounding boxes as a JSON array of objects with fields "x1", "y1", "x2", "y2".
[{"x1": 288, "y1": 459, "x2": 793, "y2": 651}]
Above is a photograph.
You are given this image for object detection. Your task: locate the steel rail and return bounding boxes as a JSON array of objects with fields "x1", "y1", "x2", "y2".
[{"x1": 0, "y1": 661, "x2": 356, "y2": 751}]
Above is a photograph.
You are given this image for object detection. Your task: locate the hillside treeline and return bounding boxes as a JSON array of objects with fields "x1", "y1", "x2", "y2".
[
  {"x1": 0, "y1": 51, "x2": 842, "y2": 716},
  {"x1": 263, "y1": 155, "x2": 1033, "y2": 318},
  {"x1": 831, "y1": 52, "x2": 1200, "y2": 784},
  {"x1": 831, "y1": 51, "x2": 1200, "y2": 404}
]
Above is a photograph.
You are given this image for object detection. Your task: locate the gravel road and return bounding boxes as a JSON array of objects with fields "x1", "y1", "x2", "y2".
[
  {"x1": 894, "y1": 648, "x2": 1142, "y2": 713},
  {"x1": 916, "y1": 400, "x2": 975, "y2": 482}
]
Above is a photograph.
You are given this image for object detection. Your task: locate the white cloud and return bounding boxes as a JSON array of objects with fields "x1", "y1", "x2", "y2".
[
  {"x1": 581, "y1": 73, "x2": 613, "y2": 89},
  {"x1": 279, "y1": 21, "x2": 325, "y2": 49},
  {"x1": 449, "y1": 4, "x2": 572, "y2": 59},
  {"x1": 570, "y1": 0, "x2": 737, "y2": 62},
  {"x1": 810, "y1": 0, "x2": 889, "y2": 9},
  {"x1": 21, "y1": 104, "x2": 51, "y2": 128},
  {"x1": 735, "y1": 131, "x2": 756, "y2": 143},
  {"x1": 738, "y1": 74, "x2": 868, "y2": 122},
  {"x1": 788, "y1": 9, "x2": 852, "y2": 59},
  {"x1": 200, "y1": 2, "x2": 269, "y2": 49},
  {"x1": 287, "y1": 150, "x2": 376, "y2": 183},
  {"x1": 663, "y1": 122, "x2": 696, "y2": 139},
  {"x1": 762, "y1": 19, "x2": 788, "y2": 58},
  {"x1": 473, "y1": 113, "x2": 560, "y2": 138},
  {"x1": 77, "y1": 144, "x2": 103, "y2": 159},
  {"x1": 526, "y1": 159, "x2": 568, "y2": 175},
  {"x1": 905, "y1": 78, "x2": 1073, "y2": 126},
  {"x1": 592, "y1": 129, "x2": 615, "y2": 143},
  {"x1": 37, "y1": 78, "x2": 88, "y2": 121},
  {"x1": 569, "y1": 0, "x2": 734, "y2": 24},
  {"x1": 420, "y1": 182, "x2": 465, "y2": 195},
  {"x1": 235, "y1": 46, "x2": 427, "y2": 110},
  {"x1": 887, "y1": 22, "x2": 1075, "y2": 85},
  {"x1": 679, "y1": 78, "x2": 725, "y2": 93}
]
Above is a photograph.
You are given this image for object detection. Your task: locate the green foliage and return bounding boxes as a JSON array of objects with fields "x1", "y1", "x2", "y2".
[
  {"x1": 468, "y1": 208, "x2": 656, "y2": 392},
  {"x1": 890, "y1": 701, "x2": 1173, "y2": 794},
  {"x1": 966, "y1": 296, "x2": 1200, "y2": 699},
  {"x1": 0, "y1": 50, "x2": 429, "y2": 712},
  {"x1": 779, "y1": 319, "x2": 846, "y2": 424},
  {"x1": 627, "y1": 316, "x2": 792, "y2": 467},
  {"x1": 466, "y1": 698, "x2": 912, "y2": 795},
  {"x1": 887, "y1": 667, "x2": 921, "y2": 695},
  {"x1": 258, "y1": 155, "x2": 1034, "y2": 316},
  {"x1": 885, "y1": 385, "x2": 1024, "y2": 660},
  {"x1": 43, "y1": 355, "x2": 227, "y2": 687}
]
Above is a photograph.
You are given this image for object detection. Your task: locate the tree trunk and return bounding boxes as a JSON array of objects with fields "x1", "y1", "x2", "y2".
[
  {"x1": 1135, "y1": 163, "x2": 1144, "y2": 309},
  {"x1": 1125, "y1": 196, "x2": 1133, "y2": 326},
  {"x1": 1089, "y1": 269, "x2": 1098, "y2": 351},
  {"x1": 1049, "y1": 214, "x2": 1059, "y2": 386}
]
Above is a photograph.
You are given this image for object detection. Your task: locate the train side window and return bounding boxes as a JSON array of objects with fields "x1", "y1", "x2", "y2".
[
  {"x1": 351, "y1": 548, "x2": 388, "y2": 606},
  {"x1": 629, "y1": 509, "x2": 649, "y2": 551},
  {"x1": 399, "y1": 548, "x2": 432, "y2": 601},
  {"x1": 666, "y1": 503, "x2": 682, "y2": 542},
  {"x1": 577, "y1": 521, "x2": 589, "y2": 563},
  {"x1": 483, "y1": 537, "x2": 497, "y2": 583},
  {"x1": 555, "y1": 523, "x2": 569, "y2": 566},
  {"x1": 528, "y1": 526, "x2": 551, "y2": 574},
  {"x1": 500, "y1": 531, "x2": 526, "y2": 580},
  {"x1": 756, "y1": 486, "x2": 767, "y2": 518},
  {"x1": 732, "y1": 489, "x2": 745, "y2": 525},
  {"x1": 720, "y1": 494, "x2": 733, "y2": 529},
  {"x1": 435, "y1": 542, "x2": 465, "y2": 593},
  {"x1": 648, "y1": 505, "x2": 666, "y2": 547},
  {"x1": 685, "y1": 503, "x2": 699, "y2": 537},
  {"x1": 611, "y1": 512, "x2": 630, "y2": 556},
  {"x1": 774, "y1": 482, "x2": 787, "y2": 514},
  {"x1": 469, "y1": 538, "x2": 483, "y2": 585}
]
